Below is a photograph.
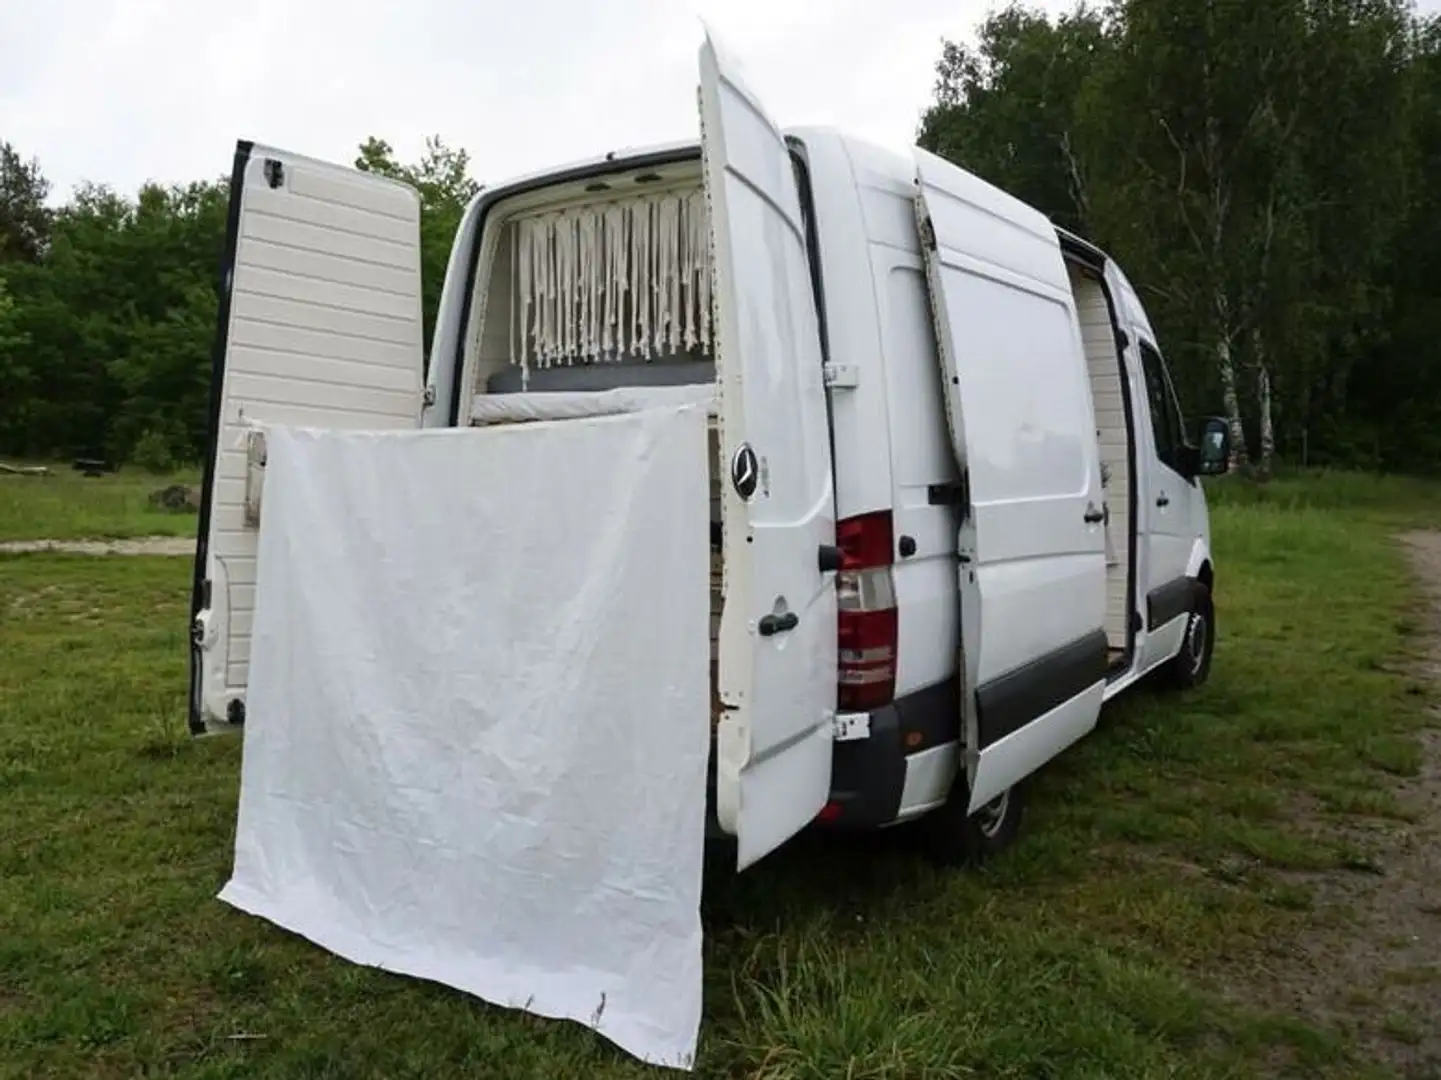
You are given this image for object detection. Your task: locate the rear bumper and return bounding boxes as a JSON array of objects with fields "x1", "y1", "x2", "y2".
[{"x1": 822, "y1": 676, "x2": 959, "y2": 830}]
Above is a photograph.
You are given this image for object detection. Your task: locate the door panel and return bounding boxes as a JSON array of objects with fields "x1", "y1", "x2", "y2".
[
  {"x1": 1135, "y1": 339, "x2": 1195, "y2": 670},
  {"x1": 914, "y1": 150, "x2": 1108, "y2": 812},
  {"x1": 700, "y1": 33, "x2": 837, "y2": 869},
  {"x1": 189, "y1": 142, "x2": 425, "y2": 734}
]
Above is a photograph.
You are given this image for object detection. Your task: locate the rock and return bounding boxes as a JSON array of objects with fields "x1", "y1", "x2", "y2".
[{"x1": 148, "y1": 485, "x2": 202, "y2": 513}]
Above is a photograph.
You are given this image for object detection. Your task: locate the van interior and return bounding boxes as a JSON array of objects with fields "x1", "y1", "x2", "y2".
[
  {"x1": 457, "y1": 158, "x2": 727, "y2": 720},
  {"x1": 1068, "y1": 263, "x2": 1135, "y2": 672}
]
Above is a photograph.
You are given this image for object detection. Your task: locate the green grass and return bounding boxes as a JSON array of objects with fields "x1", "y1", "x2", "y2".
[
  {"x1": 1, "y1": 472, "x2": 1438, "y2": 1078},
  {"x1": 0, "y1": 463, "x2": 200, "y2": 541}
]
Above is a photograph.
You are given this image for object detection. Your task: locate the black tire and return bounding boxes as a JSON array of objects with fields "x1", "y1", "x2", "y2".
[
  {"x1": 1163, "y1": 581, "x2": 1215, "y2": 690},
  {"x1": 919, "y1": 771, "x2": 1027, "y2": 867}
]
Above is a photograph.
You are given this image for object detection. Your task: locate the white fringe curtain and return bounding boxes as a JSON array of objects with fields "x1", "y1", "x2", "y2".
[{"x1": 511, "y1": 191, "x2": 712, "y2": 370}]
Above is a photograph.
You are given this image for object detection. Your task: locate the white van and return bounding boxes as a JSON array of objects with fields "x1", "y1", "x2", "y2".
[{"x1": 188, "y1": 36, "x2": 1232, "y2": 871}]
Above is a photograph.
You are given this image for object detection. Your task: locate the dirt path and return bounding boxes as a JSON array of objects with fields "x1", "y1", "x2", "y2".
[
  {"x1": 0, "y1": 537, "x2": 193, "y2": 556},
  {"x1": 1250, "y1": 533, "x2": 1441, "y2": 1077}
]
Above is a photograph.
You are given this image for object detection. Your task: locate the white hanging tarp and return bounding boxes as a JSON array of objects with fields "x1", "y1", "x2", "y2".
[{"x1": 219, "y1": 408, "x2": 711, "y2": 1069}]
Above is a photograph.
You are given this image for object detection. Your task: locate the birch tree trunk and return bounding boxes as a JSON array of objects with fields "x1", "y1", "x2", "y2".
[
  {"x1": 1256, "y1": 364, "x2": 1275, "y2": 478},
  {"x1": 1218, "y1": 336, "x2": 1249, "y2": 472},
  {"x1": 1214, "y1": 287, "x2": 1249, "y2": 471}
]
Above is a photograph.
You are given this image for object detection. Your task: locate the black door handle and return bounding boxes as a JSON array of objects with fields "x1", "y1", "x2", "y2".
[
  {"x1": 758, "y1": 612, "x2": 799, "y2": 637},
  {"x1": 1084, "y1": 506, "x2": 1105, "y2": 524},
  {"x1": 1157, "y1": 493, "x2": 1171, "y2": 508}
]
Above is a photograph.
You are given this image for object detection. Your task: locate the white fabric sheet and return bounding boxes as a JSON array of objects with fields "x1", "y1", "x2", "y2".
[{"x1": 220, "y1": 405, "x2": 711, "y2": 1069}]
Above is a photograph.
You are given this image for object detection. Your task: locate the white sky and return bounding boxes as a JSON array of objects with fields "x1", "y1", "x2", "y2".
[{"x1": 4, "y1": 0, "x2": 1438, "y2": 201}]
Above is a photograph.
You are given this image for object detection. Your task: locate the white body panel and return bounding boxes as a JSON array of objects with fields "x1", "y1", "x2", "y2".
[
  {"x1": 193, "y1": 145, "x2": 425, "y2": 731},
  {"x1": 700, "y1": 37, "x2": 838, "y2": 869},
  {"x1": 914, "y1": 147, "x2": 1109, "y2": 813}
]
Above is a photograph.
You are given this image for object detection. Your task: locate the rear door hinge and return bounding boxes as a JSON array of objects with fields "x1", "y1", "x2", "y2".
[
  {"x1": 422, "y1": 385, "x2": 436, "y2": 407},
  {"x1": 823, "y1": 363, "x2": 859, "y2": 389},
  {"x1": 927, "y1": 478, "x2": 968, "y2": 506}
]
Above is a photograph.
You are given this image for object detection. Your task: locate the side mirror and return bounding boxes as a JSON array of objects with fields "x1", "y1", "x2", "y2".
[{"x1": 1196, "y1": 417, "x2": 1230, "y2": 476}]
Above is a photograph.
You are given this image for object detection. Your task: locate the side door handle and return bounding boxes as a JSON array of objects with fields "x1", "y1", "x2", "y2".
[
  {"x1": 759, "y1": 612, "x2": 800, "y2": 637},
  {"x1": 1157, "y1": 493, "x2": 1171, "y2": 508}
]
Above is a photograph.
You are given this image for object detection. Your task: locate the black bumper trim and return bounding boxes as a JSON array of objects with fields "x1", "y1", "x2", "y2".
[
  {"x1": 1148, "y1": 577, "x2": 1194, "y2": 630},
  {"x1": 825, "y1": 677, "x2": 961, "y2": 830}
]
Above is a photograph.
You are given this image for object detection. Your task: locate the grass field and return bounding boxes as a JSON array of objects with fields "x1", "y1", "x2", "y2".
[
  {"x1": 1, "y1": 470, "x2": 1438, "y2": 1078},
  {"x1": 0, "y1": 464, "x2": 201, "y2": 542}
]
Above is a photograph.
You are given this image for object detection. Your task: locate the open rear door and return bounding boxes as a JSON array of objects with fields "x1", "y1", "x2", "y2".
[
  {"x1": 700, "y1": 34, "x2": 837, "y2": 869},
  {"x1": 913, "y1": 148, "x2": 1109, "y2": 812},
  {"x1": 189, "y1": 142, "x2": 425, "y2": 734}
]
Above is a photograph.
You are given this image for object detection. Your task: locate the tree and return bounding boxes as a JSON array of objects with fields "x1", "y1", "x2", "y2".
[
  {"x1": 0, "y1": 178, "x2": 228, "y2": 462},
  {"x1": 0, "y1": 141, "x2": 52, "y2": 264},
  {"x1": 918, "y1": 6, "x2": 1112, "y2": 234}
]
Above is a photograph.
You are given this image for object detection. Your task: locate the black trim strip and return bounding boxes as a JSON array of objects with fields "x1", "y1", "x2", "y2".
[
  {"x1": 445, "y1": 146, "x2": 702, "y2": 427},
  {"x1": 1056, "y1": 228, "x2": 1107, "y2": 276},
  {"x1": 784, "y1": 138, "x2": 839, "y2": 485},
  {"x1": 1147, "y1": 578, "x2": 1193, "y2": 630},
  {"x1": 188, "y1": 140, "x2": 253, "y2": 736},
  {"x1": 974, "y1": 630, "x2": 1109, "y2": 750},
  {"x1": 894, "y1": 676, "x2": 961, "y2": 753}
]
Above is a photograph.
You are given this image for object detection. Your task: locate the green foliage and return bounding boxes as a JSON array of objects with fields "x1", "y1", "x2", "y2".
[
  {"x1": 130, "y1": 428, "x2": 179, "y2": 475},
  {"x1": 918, "y1": 5, "x2": 1111, "y2": 235},
  {"x1": 0, "y1": 140, "x2": 51, "y2": 264},
  {"x1": 0, "y1": 178, "x2": 227, "y2": 464}
]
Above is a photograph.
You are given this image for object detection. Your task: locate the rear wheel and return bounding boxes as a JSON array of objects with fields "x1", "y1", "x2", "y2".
[
  {"x1": 920, "y1": 772, "x2": 1026, "y2": 867},
  {"x1": 1163, "y1": 581, "x2": 1214, "y2": 690}
]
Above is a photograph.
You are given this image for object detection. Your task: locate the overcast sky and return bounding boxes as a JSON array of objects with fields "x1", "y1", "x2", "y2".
[{"x1": 5, "y1": 0, "x2": 1439, "y2": 201}]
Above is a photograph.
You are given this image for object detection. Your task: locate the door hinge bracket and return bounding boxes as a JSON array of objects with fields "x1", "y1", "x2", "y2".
[
  {"x1": 422, "y1": 385, "x2": 436, "y2": 407},
  {"x1": 918, "y1": 213, "x2": 938, "y2": 253},
  {"x1": 927, "y1": 478, "x2": 968, "y2": 506},
  {"x1": 823, "y1": 363, "x2": 859, "y2": 389}
]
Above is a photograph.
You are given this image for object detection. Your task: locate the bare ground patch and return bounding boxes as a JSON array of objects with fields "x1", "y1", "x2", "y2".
[
  {"x1": 0, "y1": 537, "x2": 193, "y2": 556},
  {"x1": 1221, "y1": 533, "x2": 1441, "y2": 1078}
]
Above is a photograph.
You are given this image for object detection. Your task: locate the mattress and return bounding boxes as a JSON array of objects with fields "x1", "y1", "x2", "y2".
[{"x1": 469, "y1": 383, "x2": 719, "y2": 426}]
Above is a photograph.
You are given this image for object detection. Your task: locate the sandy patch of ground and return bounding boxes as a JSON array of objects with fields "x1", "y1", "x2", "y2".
[
  {"x1": 0, "y1": 537, "x2": 194, "y2": 556},
  {"x1": 1236, "y1": 533, "x2": 1441, "y2": 1078}
]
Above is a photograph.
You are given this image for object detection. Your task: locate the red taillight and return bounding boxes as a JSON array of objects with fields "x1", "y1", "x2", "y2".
[
  {"x1": 836, "y1": 511, "x2": 894, "y2": 571},
  {"x1": 835, "y1": 511, "x2": 898, "y2": 713}
]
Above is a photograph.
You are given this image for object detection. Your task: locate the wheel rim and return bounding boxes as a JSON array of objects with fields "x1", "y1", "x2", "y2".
[
  {"x1": 1186, "y1": 610, "x2": 1209, "y2": 676},
  {"x1": 976, "y1": 791, "x2": 1010, "y2": 839}
]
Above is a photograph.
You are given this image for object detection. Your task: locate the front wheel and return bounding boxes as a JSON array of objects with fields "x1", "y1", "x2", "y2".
[
  {"x1": 1163, "y1": 581, "x2": 1214, "y2": 690},
  {"x1": 919, "y1": 771, "x2": 1027, "y2": 867}
]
